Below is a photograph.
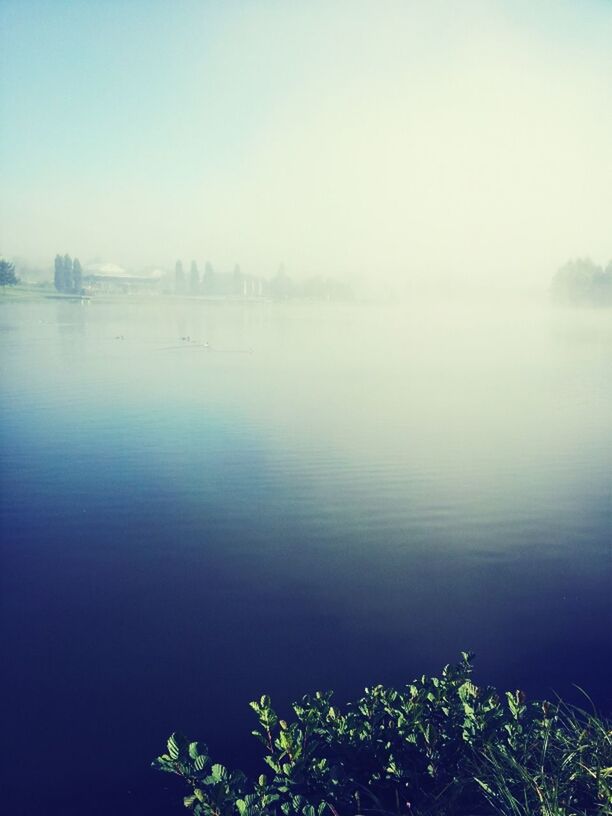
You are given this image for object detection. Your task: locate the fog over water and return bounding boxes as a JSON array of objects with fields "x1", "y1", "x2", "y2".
[
  {"x1": 1, "y1": 296, "x2": 610, "y2": 814},
  {"x1": 1, "y1": 0, "x2": 611, "y2": 287},
  {"x1": 1, "y1": 1, "x2": 612, "y2": 815}
]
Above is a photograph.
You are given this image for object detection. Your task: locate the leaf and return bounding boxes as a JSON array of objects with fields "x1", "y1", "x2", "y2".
[
  {"x1": 474, "y1": 778, "x2": 495, "y2": 796},
  {"x1": 151, "y1": 757, "x2": 175, "y2": 774},
  {"x1": 210, "y1": 763, "x2": 227, "y2": 782},
  {"x1": 193, "y1": 754, "x2": 208, "y2": 771},
  {"x1": 506, "y1": 691, "x2": 519, "y2": 718},
  {"x1": 167, "y1": 733, "x2": 181, "y2": 760},
  {"x1": 188, "y1": 741, "x2": 206, "y2": 760}
]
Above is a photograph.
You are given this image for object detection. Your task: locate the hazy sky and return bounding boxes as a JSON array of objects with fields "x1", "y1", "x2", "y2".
[{"x1": 1, "y1": 0, "x2": 611, "y2": 287}]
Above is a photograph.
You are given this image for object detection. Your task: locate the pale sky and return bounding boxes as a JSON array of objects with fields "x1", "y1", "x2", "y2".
[{"x1": 1, "y1": 0, "x2": 611, "y2": 287}]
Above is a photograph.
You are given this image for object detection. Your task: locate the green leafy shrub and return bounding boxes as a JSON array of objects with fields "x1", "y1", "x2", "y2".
[{"x1": 154, "y1": 654, "x2": 611, "y2": 816}]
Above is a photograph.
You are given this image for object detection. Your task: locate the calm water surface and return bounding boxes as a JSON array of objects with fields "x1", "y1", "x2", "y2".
[{"x1": 1, "y1": 296, "x2": 610, "y2": 815}]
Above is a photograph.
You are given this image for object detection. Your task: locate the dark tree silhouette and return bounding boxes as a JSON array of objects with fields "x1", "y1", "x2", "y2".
[
  {"x1": 175, "y1": 259, "x2": 185, "y2": 294},
  {"x1": 552, "y1": 257, "x2": 612, "y2": 305},
  {"x1": 62, "y1": 254, "x2": 74, "y2": 292},
  {"x1": 202, "y1": 261, "x2": 216, "y2": 295},
  {"x1": 0, "y1": 259, "x2": 18, "y2": 288},
  {"x1": 189, "y1": 260, "x2": 199, "y2": 295},
  {"x1": 72, "y1": 258, "x2": 83, "y2": 293},
  {"x1": 54, "y1": 254, "x2": 64, "y2": 291}
]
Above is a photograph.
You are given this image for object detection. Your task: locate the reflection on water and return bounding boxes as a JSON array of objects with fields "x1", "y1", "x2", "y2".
[{"x1": 1, "y1": 297, "x2": 610, "y2": 815}]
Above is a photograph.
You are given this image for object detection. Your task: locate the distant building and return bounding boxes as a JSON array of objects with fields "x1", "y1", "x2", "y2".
[{"x1": 83, "y1": 263, "x2": 163, "y2": 294}]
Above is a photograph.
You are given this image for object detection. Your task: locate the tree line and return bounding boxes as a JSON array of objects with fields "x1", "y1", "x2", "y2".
[
  {"x1": 552, "y1": 257, "x2": 612, "y2": 306},
  {"x1": 54, "y1": 254, "x2": 83, "y2": 294},
  {"x1": 174, "y1": 260, "x2": 352, "y2": 301},
  {"x1": 0, "y1": 259, "x2": 18, "y2": 288}
]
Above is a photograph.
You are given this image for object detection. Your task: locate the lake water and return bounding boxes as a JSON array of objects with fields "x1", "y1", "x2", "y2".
[{"x1": 1, "y1": 295, "x2": 610, "y2": 815}]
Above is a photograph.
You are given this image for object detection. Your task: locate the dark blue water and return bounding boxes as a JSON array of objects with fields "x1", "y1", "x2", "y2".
[{"x1": 1, "y1": 297, "x2": 610, "y2": 815}]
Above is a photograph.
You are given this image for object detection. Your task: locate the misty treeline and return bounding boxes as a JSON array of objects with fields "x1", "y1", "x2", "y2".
[
  {"x1": 174, "y1": 260, "x2": 352, "y2": 301},
  {"x1": 552, "y1": 257, "x2": 612, "y2": 306},
  {"x1": 0, "y1": 259, "x2": 19, "y2": 287},
  {"x1": 54, "y1": 253, "x2": 83, "y2": 294}
]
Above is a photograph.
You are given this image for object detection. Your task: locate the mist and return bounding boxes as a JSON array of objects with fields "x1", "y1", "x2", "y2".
[
  {"x1": 1, "y1": 4, "x2": 612, "y2": 815},
  {"x1": 1, "y1": 0, "x2": 611, "y2": 289}
]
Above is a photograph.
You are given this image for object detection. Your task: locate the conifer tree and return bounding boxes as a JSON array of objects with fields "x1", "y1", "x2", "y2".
[
  {"x1": 175, "y1": 259, "x2": 185, "y2": 294},
  {"x1": 202, "y1": 261, "x2": 215, "y2": 295},
  {"x1": 72, "y1": 258, "x2": 83, "y2": 293},
  {"x1": 54, "y1": 254, "x2": 64, "y2": 291},
  {"x1": 189, "y1": 260, "x2": 199, "y2": 295},
  {"x1": 0, "y1": 259, "x2": 18, "y2": 287},
  {"x1": 63, "y1": 254, "x2": 74, "y2": 292}
]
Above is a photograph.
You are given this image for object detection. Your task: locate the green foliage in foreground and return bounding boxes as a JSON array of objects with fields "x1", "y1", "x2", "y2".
[{"x1": 154, "y1": 654, "x2": 611, "y2": 816}]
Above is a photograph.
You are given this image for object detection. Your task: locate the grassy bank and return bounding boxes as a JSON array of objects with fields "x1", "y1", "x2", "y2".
[
  {"x1": 0, "y1": 284, "x2": 86, "y2": 302},
  {"x1": 154, "y1": 654, "x2": 611, "y2": 816}
]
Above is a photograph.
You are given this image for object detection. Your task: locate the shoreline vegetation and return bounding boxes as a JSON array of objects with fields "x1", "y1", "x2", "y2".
[
  {"x1": 2, "y1": 254, "x2": 611, "y2": 306},
  {"x1": 551, "y1": 259, "x2": 612, "y2": 307},
  {"x1": 2, "y1": 279, "x2": 612, "y2": 309},
  {"x1": 154, "y1": 655, "x2": 611, "y2": 816},
  {"x1": 0, "y1": 284, "x2": 88, "y2": 301}
]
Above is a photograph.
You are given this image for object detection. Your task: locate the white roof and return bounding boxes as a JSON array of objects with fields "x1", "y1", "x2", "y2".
[
  {"x1": 86, "y1": 263, "x2": 162, "y2": 280},
  {"x1": 86, "y1": 262, "x2": 128, "y2": 277}
]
